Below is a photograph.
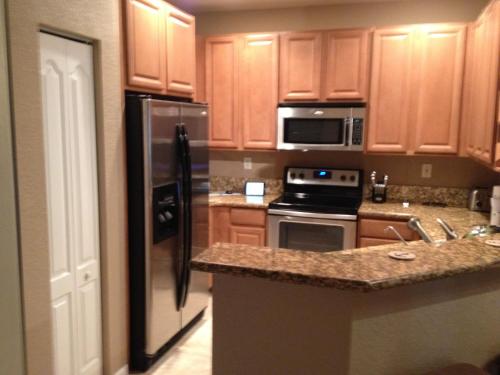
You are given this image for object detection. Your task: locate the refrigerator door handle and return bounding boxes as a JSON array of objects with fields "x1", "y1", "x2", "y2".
[
  {"x1": 180, "y1": 125, "x2": 192, "y2": 308},
  {"x1": 175, "y1": 125, "x2": 189, "y2": 310}
]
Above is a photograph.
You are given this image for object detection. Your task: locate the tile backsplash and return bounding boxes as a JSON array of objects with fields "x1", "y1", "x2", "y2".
[
  {"x1": 210, "y1": 176, "x2": 283, "y2": 195},
  {"x1": 210, "y1": 176, "x2": 471, "y2": 207}
]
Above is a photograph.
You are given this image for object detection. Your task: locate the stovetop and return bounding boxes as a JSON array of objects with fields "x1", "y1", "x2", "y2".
[
  {"x1": 269, "y1": 194, "x2": 362, "y2": 215},
  {"x1": 269, "y1": 167, "x2": 364, "y2": 216}
]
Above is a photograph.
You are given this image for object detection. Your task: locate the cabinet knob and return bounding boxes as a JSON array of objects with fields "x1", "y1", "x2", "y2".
[{"x1": 84, "y1": 272, "x2": 91, "y2": 281}]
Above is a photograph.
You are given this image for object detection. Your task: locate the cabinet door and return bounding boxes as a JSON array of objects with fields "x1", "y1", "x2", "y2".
[
  {"x1": 322, "y1": 29, "x2": 371, "y2": 101},
  {"x1": 367, "y1": 27, "x2": 414, "y2": 153},
  {"x1": 230, "y1": 226, "x2": 266, "y2": 246},
  {"x1": 209, "y1": 207, "x2": 231, "y2": 244},
  {"x1": 165, "y1": 5, "x2": 195, "y2": 96},
  {"x1": 125, "y1": 0, "x2": 166, "y2": 90},
  {"x1": 240, "y1": 34, "x2": 279, "y2": 149},
  {"x1": 412, "y1": 24, "x2": 466, "y2": 154},
  {"x1": 478, "y1": 3, "x2": 500, "y2": 163},
  {"x1": 205, "y1": 36, "x2": 239, "y2": 148},
  {"x1": 279, "y1": 32, "x2": 322, "y2": 101}
]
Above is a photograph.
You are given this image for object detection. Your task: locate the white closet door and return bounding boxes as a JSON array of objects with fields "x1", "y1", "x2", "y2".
[{"x1": 40, "y1": 32, "x2": 102, "y2": 375}]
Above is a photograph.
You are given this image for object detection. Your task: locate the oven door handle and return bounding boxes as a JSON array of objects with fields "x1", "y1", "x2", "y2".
[{"x1": 267, "y1": 209, "x2": 357, "y2": 221}]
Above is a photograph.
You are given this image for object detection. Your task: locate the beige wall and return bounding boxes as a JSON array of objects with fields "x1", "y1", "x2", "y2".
[
  {"x1": 0, "y1": 0, "x2": 25, "y2": 374},
  {"x1": 6, "y1": 1, "x2": 127, "y2": 374},
  {"x1": 196, "y1": 0, "x2": 489, "y2": 34},
  {"x1": 210, "y1": 151, "x2": 500, "y2": 187}
]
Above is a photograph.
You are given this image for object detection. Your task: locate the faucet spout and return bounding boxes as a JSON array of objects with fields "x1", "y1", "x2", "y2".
[
  {"x1": 436, "y1": 218, "x2": 458, "y2": 241},
  {"x1": 384, "y1": 226, "x2": 409, "y2": 245},
  {"x1": 407, "y1": 217, "x2": 434, "y2": 244}
]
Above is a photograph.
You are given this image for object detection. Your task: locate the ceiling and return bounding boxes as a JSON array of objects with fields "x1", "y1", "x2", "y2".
[{"x1": 170, "y1": 0, "x2": 411, "y2": 13}]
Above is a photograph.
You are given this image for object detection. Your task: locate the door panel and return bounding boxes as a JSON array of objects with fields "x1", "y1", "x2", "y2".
[
  {"x1": 125, "y1": 0, "x2": 166, "y2": 90},
  {"x1": 241, "y1": 34, "x2": 278, "y2": 149},
  {"x1": 205, "y1": 36, "x2": 239, "y2": 148},
  {"x1": 40, "y1": 33, "x2": 102, "y2": 375},
  {"x1": 323, "y1": 29, "x2": 371, "y2": 101},
  {"x1": 52, "y1": 295, "x2": 76, "y2": 375},
  {"x1": 412, "y1": 24, "x2": 466, "y2": 154},
  {"x1": 230, "y1": 226, "x2": 266, "y2": 246},
  {"x1": 181, "y1": 103, "x2": 209, "y2": 327},
  {"x1": 166, "y1": 5, "x2": 195, "y2": 96},
  {"x1": 368, "y1": 27, "x2": 414, "y2": 153},
  {"x1": 280, "y1": 32, "x2": 322, "y2": 101}
]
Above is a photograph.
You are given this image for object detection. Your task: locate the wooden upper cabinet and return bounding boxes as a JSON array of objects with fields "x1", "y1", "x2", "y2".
[
  {"x1": 367, "y1": 27, "x2": 414, "y2": 153},
  {"x1": 322, "y1": 29, "x2": 371, "y2": 101},
  {"x1": 464, "y1": 1, "x2": 500, "y2": 164},
  {"x1": 411, "y1": 24, "x2": 466, "y2": 154},
  {"x1": 279, "y1": 32, "x2": 322, "y2": 101},
  {"x1": 240, "y1": 34, "x2": 279, "y2": 149},
  {"x1": 125, "y1": 0, "x2": 166, "y2": 91},
  {"x1": 195, "y1": 36, "x2": 206, "y2": 103},
  {"x1": 165, "y1": 5, "x2": 195, "y2": 97},
  {"x1": 205, "y1": 36, "x2": 239, "y2": 148}
]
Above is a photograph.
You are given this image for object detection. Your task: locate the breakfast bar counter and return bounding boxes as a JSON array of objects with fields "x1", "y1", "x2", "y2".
[{"x1": 193, "y1": 232, "x2": 500, "y2": 375}]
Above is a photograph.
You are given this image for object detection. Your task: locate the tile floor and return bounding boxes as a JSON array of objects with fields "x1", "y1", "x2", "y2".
[{"x1": 146, "y1": 299, "x2": 212, "y2": 375}]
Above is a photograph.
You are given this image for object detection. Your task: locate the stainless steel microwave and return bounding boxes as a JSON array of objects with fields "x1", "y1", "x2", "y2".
[{"x1": 277, "y1": 103, "x2": 366, "y2": 151}]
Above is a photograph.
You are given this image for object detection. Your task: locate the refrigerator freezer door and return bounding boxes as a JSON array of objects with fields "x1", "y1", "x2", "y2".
[
  {"x1": 144, "y1": 99, "x2": 182, "y2": 354},
  {"x1": 180, "y1": 103, "x2": 210, "y2": 327}
]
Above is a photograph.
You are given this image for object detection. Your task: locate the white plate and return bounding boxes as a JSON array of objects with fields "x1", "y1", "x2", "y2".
[
  {"x1": 485, "y1": 240, "x2": 500, "y2": 248},
  {"x1": 388, "y1": 251, "x2": 416, "y2": 261}
]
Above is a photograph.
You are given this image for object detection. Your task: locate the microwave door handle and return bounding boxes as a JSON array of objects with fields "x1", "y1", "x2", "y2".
[
  {"x1": 346, "y1": 117, "x2": 354, "y2": 146},
  {"x1": 343, "y1": 118, "x2": 349, "y2": 146}
]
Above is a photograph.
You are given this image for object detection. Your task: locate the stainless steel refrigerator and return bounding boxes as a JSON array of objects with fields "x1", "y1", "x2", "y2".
[{"x1": 125, "y1": 93, "x2": 210, "y2": 372}]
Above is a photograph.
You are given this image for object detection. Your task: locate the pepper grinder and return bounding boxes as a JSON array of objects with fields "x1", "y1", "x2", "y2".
[{"x1": 371, "y1": 171, "x2": 388, "y2": 203}]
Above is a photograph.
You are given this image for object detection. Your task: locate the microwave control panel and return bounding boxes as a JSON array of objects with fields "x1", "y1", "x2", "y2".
[{"x1": 352, "y1": 118, "x2": 363, "y2": 146}]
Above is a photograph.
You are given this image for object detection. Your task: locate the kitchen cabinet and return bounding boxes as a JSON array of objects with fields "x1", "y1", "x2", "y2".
[
  {"x1": 411, "y1": 24, "x2": 466, "y2": 154},
  {"x1": 322, "y1": 29, "x2": 371, "y2": 101},
  {"x1": 165, "y1": 5, "x2": 196, "y2": 96},
  {"x1": 205, "y1": 35, "x2": 240, "y2": 148},
  {"x1": 463, "y1": 0, "x2": 500, "y2": 166},
  {"x1": 240, "y1": 34, "x2": 279, "y2": 149},
  {"x1": 209, "y1": 207, "x2": 267, "y2": 247},
  {"x1": 124, "y1": 0, "x2": 196, "y2": 98},
  {"x1": 367, "y1": 27, "x2": 414, "y2": 153},
  {"x1": 357, "y1": 217, "x2": 420, "y2": 247},
  {"x1": 125, "y1": 0, "x2": 166, "y2": 91},
  {"x1": 279, "y1": 32, "x2": 322, "y2": 101},
  {"x1": 205, "y1": 33, "x2": 279, "y2": 150},
  {"x1": 368, "y1": 24, "x2": 467, "y2": 155}
]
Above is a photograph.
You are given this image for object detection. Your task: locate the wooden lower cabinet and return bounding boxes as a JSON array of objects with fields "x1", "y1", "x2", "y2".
[
  {"x1": 210, "y1": 207, "x2": 267, "y2": 246},
  {"x1": 357, "y1": 217, "x2": 420, "y2": 247},
  {"x1": 230, "y1": 226, "x2": 266, "y2": 246},
  {"x1": 208, "y1": 206, "x2": 267, "y2": 288}
]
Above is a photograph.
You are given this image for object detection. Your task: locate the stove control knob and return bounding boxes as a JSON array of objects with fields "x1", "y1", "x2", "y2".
[
  {"x1": 299, "y1": 173, "x2": 305, "y2": 180},
  {"x1": 350, "y1": 175, "x2": 356, "y2": 182},
  {"x1": 340, "y1": 175, "x2": 346, "y2": 181},
  {"x1": 290, "y1": 173, "x2": 296, "y2": 180}
]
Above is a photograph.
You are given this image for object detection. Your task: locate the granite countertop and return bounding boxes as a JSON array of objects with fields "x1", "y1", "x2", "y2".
[
  {"x1": 192, "y1": 234, "x2": 500, "y2": 292},
  {"x1": 195, "y1": 199, "x2": 497, "y2": 291},
  {"x1": 209, "y1": 193, "x2": 279, "y2": 209},
  {"x1": 359, "y1": 201, "x2": 490, "y2": 239}
]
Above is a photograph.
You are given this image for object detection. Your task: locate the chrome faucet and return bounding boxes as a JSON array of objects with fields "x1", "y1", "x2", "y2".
[
  {"x1": 384, "y1": 226, "x2": 408, "y2": 245},
  {"x1": 407, "y1": 217, "x2": 434, "y2": 244},
  {"x1": 436, "y1": 218, "x2": 458, "y2": 241}
]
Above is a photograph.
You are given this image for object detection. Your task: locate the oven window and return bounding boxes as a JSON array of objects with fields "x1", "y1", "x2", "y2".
[
  {"x1": 283, "y1": 118, "x2": 344, "y2": 144},
  {"x1": 279, "y1": 222, "x2": 344, "y2": 252}
]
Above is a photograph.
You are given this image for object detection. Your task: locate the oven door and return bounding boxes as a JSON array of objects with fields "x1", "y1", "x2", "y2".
[
  {"x1": 277, "y1": 107, "x2": 351, "y2": 151},
  {"x1": 267, "y1": 211, "x2": 357, "y2": 252}
]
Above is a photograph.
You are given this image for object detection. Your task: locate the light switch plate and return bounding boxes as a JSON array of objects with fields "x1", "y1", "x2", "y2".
[
  {"x1": 244, "y1": 157, "x2": 252, "y2": 170},
  {"x1": 421, "y1": 164, "x2": 432, "y2": 178}
]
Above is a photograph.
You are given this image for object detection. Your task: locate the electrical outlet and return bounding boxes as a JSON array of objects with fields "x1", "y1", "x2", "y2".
[
  {"x1": 421, "y1": 164, "x2": 432, "y2": 178},
  {"x1": 243, "y1": 157, "x2": 252, "y2": 170}
]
